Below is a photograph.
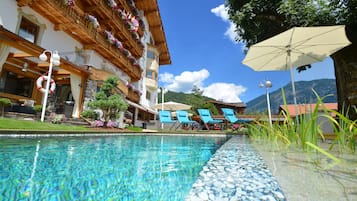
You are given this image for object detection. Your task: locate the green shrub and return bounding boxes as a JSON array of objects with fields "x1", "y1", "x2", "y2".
[
  {"x1": 33, "y1": 105, "x2": 42, "y2": 113},
  {"x1": 81, "y1": 109, "x2": 98, "y2": 119},
  {"x1": 0, "y1": 98, "x2": 11, "y2": 117}
]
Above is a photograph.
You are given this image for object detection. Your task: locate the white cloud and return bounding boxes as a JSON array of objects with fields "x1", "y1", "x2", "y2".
[
  {"x1": 159, "y1": 72, "x2": 174, "y2": 83},
  {"x1": 211, "y1": 4, "x2": 239, "y2": 44},
  {"x1": 159, "y1": 69, "x2": 246, "y2": 103},
  {"x1": 211, "y1": 4, "x2": 229, "y2": 21},
  {"x1": 161, "y1": 69, "x2": 209, "y2": 93},
  {"x1": 203, "y1": 83, "x2": 246, "y2": 103}
]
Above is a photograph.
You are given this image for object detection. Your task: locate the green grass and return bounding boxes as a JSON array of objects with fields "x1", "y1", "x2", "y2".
[
  {"x1": 247, "y1": 89, "x2": 356, "y2": 168},
  {"x1": 0, "y1": 118, "x2": 89, "y2": 131}
]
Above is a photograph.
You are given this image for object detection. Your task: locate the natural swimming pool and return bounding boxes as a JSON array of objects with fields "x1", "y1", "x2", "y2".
[{"x1": 0, "y1": 135, "x2": 228, "y2": 201}]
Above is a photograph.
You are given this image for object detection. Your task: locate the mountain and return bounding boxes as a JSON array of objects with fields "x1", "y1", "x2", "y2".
[{"x1": 245, "y1": 79, "x2": 337, "y2": 114}]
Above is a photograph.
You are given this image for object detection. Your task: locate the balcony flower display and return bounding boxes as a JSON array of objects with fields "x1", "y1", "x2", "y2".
[
  {"x1": 126, "y1": 81, "x2": 133, "y2": 89},
  {"x1": 121, "y1": 48, "x2": 130, "y2": 57},
  {"x1": 135, "y1": 89, "x2": 142, "y2": 96},
  {"x1": 128, "y1": 55, "x2": 136, "y2": 64},
  {"x1": 133, "y1": 60, "x2": 140, "y2": 68},
  {"x1": 132, "y1": 32, "x2": 139, "y2": 40},
  {"x1": 104, "y1": 30, "x2": 116, "y2": 44},
  {"x1": 115, "y1": 39, "x2": 123, "y2": 49},
  {"x1": 64, "y1": 0, "x2": 75, "y2": 7},
  {"x1": 129, "y1": 16, "x2": 139, "y2": 32},
  {"x1": 88, "y1": 14, "x2": 100, "y2": 29},
  {"x1": 107, "y1": 0, "x2": 118, "y2": 10},
  {"x1": 128, "y1": 0, "x2": 135, "y2": 9},
  {"x1": 118, "y1": 9, "x2": 127, "y2": 20}
]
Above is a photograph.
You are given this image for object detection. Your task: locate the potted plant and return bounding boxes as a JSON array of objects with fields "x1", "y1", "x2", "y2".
[
  {"x1": 33, "y1": 105, "x2": 42, "y2": 119},
  {"x1": 0, "y1": 98, "x2": 11, "y2": 118}
]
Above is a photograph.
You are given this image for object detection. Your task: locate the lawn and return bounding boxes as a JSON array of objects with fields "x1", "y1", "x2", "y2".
[{"x1": 0, "y1": 118, "x2": 89, "y2": 131}]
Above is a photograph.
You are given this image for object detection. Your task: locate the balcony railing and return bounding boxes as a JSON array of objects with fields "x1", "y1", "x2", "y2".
[
  {"x1": 100, "y1": 0, "x2": 143, "y2": 57},
  {"x1": 127, "y1": 89, "x2": 140, "y2": 102}
]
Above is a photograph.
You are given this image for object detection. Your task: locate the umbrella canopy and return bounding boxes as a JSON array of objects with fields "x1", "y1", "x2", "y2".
[
  {"x1": 154, "y1": 101, "x2": 191, "y2": 111},
  {"x1": 242, "y1": 25, "x2": 351, "y2": 114}
]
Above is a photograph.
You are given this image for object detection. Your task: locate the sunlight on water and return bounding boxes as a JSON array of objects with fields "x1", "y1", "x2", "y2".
[{"x1": 0, "y1": 135, "x2": 227, "y2": 201}]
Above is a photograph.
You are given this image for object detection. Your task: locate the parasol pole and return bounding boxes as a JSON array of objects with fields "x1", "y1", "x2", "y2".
[{"x1": 288, "y1": 50, "x2": 299, "y2": 126}]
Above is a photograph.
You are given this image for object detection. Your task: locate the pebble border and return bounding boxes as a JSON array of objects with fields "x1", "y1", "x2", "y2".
[{"x1": 186, "y1": 136, "x2": 286, "y2": 201}]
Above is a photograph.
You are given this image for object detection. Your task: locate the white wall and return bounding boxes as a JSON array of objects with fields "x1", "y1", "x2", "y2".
[{"x1": 0, "y1": 0, "x2": 21, "y2": 32}]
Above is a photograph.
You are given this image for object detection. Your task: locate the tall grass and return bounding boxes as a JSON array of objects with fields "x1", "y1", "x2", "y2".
[{"x1": 248, "y1": 89, "x2": 356, "y2": 165}]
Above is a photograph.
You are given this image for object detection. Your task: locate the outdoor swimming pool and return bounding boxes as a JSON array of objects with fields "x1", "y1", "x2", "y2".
[{"x1": 0, "y1": 135, "x2": 228, "y2": 201}]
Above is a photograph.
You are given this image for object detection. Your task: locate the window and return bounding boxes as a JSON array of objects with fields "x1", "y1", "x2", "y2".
[
  {"x1": 0, "y1": 71, "x2": 34, "y2": 98},
  {"x1": 147, "y1": 50, "x2": 155, "y2": 59},
  {"x1": 18, "y1": 17, "x2": 39, "y2": 43},
  {"x1": 146, "y1": 91, "x2": 151, "y2": 100},
  {"x1": 146, "y1": 70, "x2": 157, "y2": 80},
  {"x1": 146, "y1": 70, "x2": 153, "y2": 79}
]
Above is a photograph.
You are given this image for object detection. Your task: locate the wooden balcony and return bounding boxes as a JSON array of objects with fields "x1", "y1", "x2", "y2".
[
  {"x1": 127, "y1": 89, "x2": 140, "y2": 103},
  {"x1": 83, "y1": 0, "x2": 143, "y2": 57},
  {"x1": 17, "y1": 0, "x2": 142, "y2": 81},
  {"x1": 91, "y1": 32, "x2": 141, "y2": 81}
]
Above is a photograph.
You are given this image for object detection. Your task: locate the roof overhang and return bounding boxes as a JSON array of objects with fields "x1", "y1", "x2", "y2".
[
  {"x1": 135, "y1": 0, "x2": 171, "y2": 65},
  {"x1": 127, "y1": 99, "x2": 158, "y2": 114},
  {"x1": 0, "y1": 25, "x2": 90, "y2": 77}
]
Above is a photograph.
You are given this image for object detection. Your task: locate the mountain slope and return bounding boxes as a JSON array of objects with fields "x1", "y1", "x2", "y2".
[{"x1": 245, "y1": 79, "x2": 337, "y2": 114}]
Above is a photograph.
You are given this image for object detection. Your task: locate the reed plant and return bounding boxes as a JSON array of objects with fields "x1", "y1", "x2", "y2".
[
  {"x1": 248, "y1": 88, "x2": 356, "y2": 165},
  {"x1": 322, "y1": 104, "x2": 357, "y2": 153}
]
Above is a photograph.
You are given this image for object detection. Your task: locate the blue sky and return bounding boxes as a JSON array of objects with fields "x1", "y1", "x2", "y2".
[{"x1": 156, "y1": 0, "x2": 335, "y2": 103}]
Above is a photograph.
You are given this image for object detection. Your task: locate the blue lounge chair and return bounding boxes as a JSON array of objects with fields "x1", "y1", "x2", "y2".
[
  {"x1": 159, "y1": 110, "x2": 176, "y2": 129},
  {"x1": 197, "y1": 109, "x2": 223, "y2": 130},
  {"x1": 221, "y1": 108, "x2": 252, "y2": 130},
  {"x1": 175, "y1": 110, "x2": 197, "y2": 130}
]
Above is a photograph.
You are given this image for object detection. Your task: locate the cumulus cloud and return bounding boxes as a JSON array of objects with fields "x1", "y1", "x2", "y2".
[
  {"x1": 159, "y1": 72, "x2": 174, "y2": 83},
  {"x1": 211, "y1": 4, "x2": 239, "y2": 44},
  {"x1": 203, "y1": 83, "x2": 246, "y2": 103},
  {"x1": 160, "y1": 69, "x2": 209, "y2": 93},
  {"x1": 159, "y1": 69, "x2": 246, "y2": 103}
]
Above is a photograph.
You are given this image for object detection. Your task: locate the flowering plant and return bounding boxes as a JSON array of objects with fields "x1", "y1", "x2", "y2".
[
  {"x1": 107, "y1": 120, "x2": 117, "y2": 128},
  {"x1": 88, "y1": 15, "x2": 100, "y2": 29},
  {"x1": 93, "y1": 120, "x2": 104, "y2": 127},
  {"x1": 107, "y1": 0, "x2": 118, "y2": 10},
  {"x1": 115, "y1": 39, "x2": 123, "y2": 49},
  {"x1": 104, "y1": 30, "x2": 116, "y2": 44},
  {"x1": 64, "y1": 0, "x2": 75, "y2": 7}
]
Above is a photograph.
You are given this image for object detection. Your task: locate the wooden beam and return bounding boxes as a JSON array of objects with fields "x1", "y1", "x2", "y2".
[
  {"x1": 12, "y1": 52, "x2": 33, "y2": 58},
  {"x1": 54, "y1": 23, "x2": 71, "y2": 31}
]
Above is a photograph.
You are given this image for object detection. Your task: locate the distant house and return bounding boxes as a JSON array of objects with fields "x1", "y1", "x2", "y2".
[
  {"x1": 279, "y1": 103, "x2": 338, "y2": 117},
  {"x1": 279, "y1": 103, "x2": 338, "y2": 134},
  {"x1": 208, "y1": 100, "x2": 247, "y2": 114}
]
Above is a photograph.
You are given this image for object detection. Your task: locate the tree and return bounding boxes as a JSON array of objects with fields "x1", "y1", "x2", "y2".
[
  {"x1": 87, "y1": 76, "x2": 128, "y2": 127},
  {"x1": 191, "y1": 85, "x2": 203, "y2": 96},
  {"x1": 226, "y1": 0, "x2": 357, "y2": 119}
]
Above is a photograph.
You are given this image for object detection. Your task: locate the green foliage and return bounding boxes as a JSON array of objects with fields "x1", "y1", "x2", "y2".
[
  {"x1": 81, "y1": 109, "x2": 98, "y2": 119},
  {"x1": 33, "y1": 105, "x2": 42, "y2": 113},
  {"x1": 159, "y1": 89, "x2": 215, "y2": 115},
  {"x1": 0, "y1": 98, "x2": 11, "y2": 117},
  {"x1": 248, "y1": 89, "x2": 356, "y2": 169},
  {"x1": 87, "y1": 76, "x2": 128, "y2": 126},
  {"x1": 225, "y1": 0, "x2": 357, "y2": 47}
]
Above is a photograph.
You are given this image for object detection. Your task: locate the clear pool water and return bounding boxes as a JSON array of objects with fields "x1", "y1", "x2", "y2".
[{"x1": 0, "y1": 135, "x2": 227, "y2": 200}]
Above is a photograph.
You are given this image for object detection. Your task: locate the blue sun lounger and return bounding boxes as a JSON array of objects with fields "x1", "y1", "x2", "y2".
[
  {"x1": 175, "y1": 110, "x2": 197, "y2": 130},
  {"x1": 221, "y1": 108, "x2": 252, "y2": 130},
  {"x1": 197, "y1": 109, "x2": 223, "y2": 130},
  {"x1": 159, "y1": 110, "x2": 176, "y2": 130}
]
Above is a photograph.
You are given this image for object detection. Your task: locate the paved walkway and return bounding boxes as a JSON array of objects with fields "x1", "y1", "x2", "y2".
[{"x1": 253, "y1": 142, "x2": 357, "y2": 201}]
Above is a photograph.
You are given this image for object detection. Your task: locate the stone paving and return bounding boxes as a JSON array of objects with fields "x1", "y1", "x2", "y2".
[{"x1": 186, "y1": 136, "x2": 286, "y2": 201}]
